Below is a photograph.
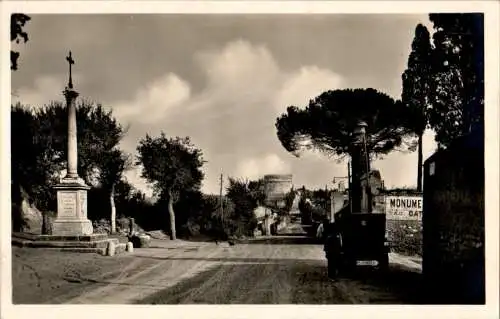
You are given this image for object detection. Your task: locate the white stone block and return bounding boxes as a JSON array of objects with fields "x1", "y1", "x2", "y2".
[
  {"x1": 126, "y1": 242, "x2": 134, "y2": 253},
  {"x1": 107, "y1": 241, "x2": 116, "y2": 256}
]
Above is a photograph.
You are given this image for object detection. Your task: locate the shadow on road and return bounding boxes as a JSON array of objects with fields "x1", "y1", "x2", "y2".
[
  {"x1": 133, "y1": 255, "x2": 322, "y2": 264},
  {"x1": 134, "y1": 261, "x2": 352, "y2": 304},
  {"x1": 133, "y1": 254, "x2": 426, "y2": 304}
]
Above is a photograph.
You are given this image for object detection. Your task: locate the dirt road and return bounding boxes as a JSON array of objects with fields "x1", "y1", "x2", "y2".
[{"x1": 13, "y1": 234, "x2": 424, "y2": 304}]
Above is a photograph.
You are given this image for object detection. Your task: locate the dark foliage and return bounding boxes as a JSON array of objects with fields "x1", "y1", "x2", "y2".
[
  {"x1": 11, "y1": 13, "x2": 31, "y2": 70},
  {"x1": 402, "y1": 24, "x2": 433, "y2": 191},
  {"x1": 224, "y1": 178, "x2": 264, "y2": 237},
  {"x1": 427, "y1": 13, "x2": 484, "y2": 148},
  {"x1": 276, "y1": 88, "x2": 413, "y2": 160},
  {"x1": 298, "y1": 188, "x2": 329, "y2": 225}
]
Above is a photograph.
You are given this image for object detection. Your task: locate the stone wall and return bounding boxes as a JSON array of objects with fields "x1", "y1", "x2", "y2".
[
  {"x1": 422, "y1": 130, "x2": 485, "y2": 304},
  {"x1": 12, "y1": 187, "x2": 45, "y2": 234}
]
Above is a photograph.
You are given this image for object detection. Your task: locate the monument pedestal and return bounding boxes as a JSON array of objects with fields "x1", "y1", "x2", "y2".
[{"x1": 52, "y1": 177, "x2": 93, "y2": 236}]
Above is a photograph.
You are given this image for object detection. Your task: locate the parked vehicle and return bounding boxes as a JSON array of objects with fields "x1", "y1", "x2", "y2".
[{"x1": 325, "y1": 209, "x2": 389, "y2": 273}]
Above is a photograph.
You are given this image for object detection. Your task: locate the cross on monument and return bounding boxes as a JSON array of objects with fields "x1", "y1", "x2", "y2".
[
  {"x1": 66, "y1": 51, "x2": 75, "y2": 89},
  {"x1": 52, "y1": 49, "x2": 93, "y2": 236}
]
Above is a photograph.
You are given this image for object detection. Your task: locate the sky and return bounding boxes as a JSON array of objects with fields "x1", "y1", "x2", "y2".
[{"x1": 11, "y1": 14, "x2": 438, "y2": 195}]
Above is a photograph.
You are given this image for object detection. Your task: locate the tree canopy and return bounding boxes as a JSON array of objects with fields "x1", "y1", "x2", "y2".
[
  {"x1": 225, "y1": 178, "x2": 264, "y2": 237},
  {"x1": 100, "y1": 149, "x2": 132, "y2": 190},
  {"x1": 402, "y1": 24, "x2": 433, "y2": 136},
  {"x1": 11, "y1": 104, "x2": 52, "y2": 211},
  {"x1": 402, "y1": 23, "x2": 433, "y2": 191},
  {"x1": 427, "y1": 13, "x2": 484, "y2": 147},
  {"x1": 34, "y1": 100, "x2": 126, "y2": 185},
  {"x1": 275, "y1": 88, "x2": 413, "y2": 160},
  {"x1": 136, "y1": 134, "x2": 205, "y2": 197},
  {"x1": 11, "y1": 14, "x2": 31, "y2": 71}
]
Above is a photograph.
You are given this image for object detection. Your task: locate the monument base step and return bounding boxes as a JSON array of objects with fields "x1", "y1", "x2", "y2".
[
  {"x1": 51, "y1": 219, "x2": 94, "y2": 236},
  {"x1": 11, "y1": 232, "x2": 130, "y2": 256},
  {"x1": 40, "y1": 247, "x2": 108, "y2": 255},
  {"x1": 12, "y1": 237, "x2": 118, "y2": 249},
  {"x1": 12, "y1": 232, "x2": 108, "y2": 242}
]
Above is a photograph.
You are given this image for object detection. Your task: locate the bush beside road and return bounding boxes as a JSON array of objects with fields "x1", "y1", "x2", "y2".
[{"x1": 387, "y1": 220, "x2": 422, "y2": 257}]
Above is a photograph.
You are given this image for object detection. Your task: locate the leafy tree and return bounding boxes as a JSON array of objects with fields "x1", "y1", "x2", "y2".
[
  {"x1": 276, "y1": 88, "x2": 413, "y2": 211},
  {"x1": 136, "y1": 133, "x2": 205, "y2": 240},
  {"x1": 113, "y1": 179, "x2": 134, "y2": 211},
  {"x1": 173, "y1": 190, "x2": 220, "y2": 238},
  {"x1": 11, "y1": 104, "x2": 42, "y2": 203},
  {"x1": 11, "y1": 14, "x2": 31, "y2": 71},
  {"x1": 225, "y1": 178, "x2": 263, "y2": 237},
  {"x1": 11, "y1": 101, "x2": 127, "y2": 233},
  {"x1": 34, "y1": 100, "x2": 126, "y2": 185},
  {"x1": 402, "y1": 24, "x2": 433, "y2": 191},
  {"x1": 248, "y1": 178, "x2": 266, "y2": 206},
  {"x1": 427, "y1": 13, "x2": 484, "y2": 148},
  {"x1": 99, "y1": 149, "x2": 133, "y2": 233}
]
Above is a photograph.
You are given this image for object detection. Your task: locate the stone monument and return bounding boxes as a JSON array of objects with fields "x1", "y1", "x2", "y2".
[
  {"x1": 11, "y1": 51, "x2": 131, "y2": 256},
  {"x1": 51, "y1": 51, "x2": 93, "y2": 235}
]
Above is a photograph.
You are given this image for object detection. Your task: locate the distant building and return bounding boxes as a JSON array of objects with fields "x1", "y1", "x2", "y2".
[{"x1": 263, "y1": 174, "x2": 293, "y2": 208}]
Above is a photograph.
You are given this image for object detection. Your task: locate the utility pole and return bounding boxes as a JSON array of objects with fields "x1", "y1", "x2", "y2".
[
  {"x1": 325, "y1": 184, "x2": 328, "y2": 214},
  {"x1": 219, "y1": 173, "x2": 224, "y2": 224},
  {"x1": 348, "y1": 161, "x2": 352, "y2": 214}
]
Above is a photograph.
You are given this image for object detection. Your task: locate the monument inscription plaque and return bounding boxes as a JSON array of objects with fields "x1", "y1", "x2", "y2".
[{"x1": 58, "y1": 192, "x2": 77, "y2": 219}]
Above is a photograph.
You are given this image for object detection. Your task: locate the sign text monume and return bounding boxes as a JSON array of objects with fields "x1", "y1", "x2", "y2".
[{"x1": 384, "y1": 195, "x2": 423, "y2": 220}]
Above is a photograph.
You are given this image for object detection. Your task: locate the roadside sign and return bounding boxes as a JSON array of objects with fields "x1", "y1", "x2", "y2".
[{"x1": 384, "y1": 195, "x2": 423, "y2": 221}]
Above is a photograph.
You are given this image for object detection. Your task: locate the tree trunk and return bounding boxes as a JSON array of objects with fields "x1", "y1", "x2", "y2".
[
  {"x1": 42, "y1": 213, "x2": 50, "y2": 235},
  {"x1": 110, "y1": 184, "x2": 116, "y2": 234},
  {"x1": 167, "y1": 189, "x2": 176, "y2": 240},
  {"x1": 417, "y1": 132, "x2": 423, "y2": 192}
]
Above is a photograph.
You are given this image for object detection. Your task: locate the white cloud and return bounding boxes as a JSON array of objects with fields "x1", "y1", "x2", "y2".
[
  {"x1": 12, "y1": 73, "x2": 84, "y2": 107},
  {"x1": 113, "y1": 73, "x2": 191, "y2": 124},
  {"x1": 235, "y1": 154, "x2": 291, "y2": 180},
  {"x1": 273, "y1": 66, "x2": 345, "y2": 112},
  {"x1": 195, "y1": 39, "x2": 281, "y2": 96}
]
